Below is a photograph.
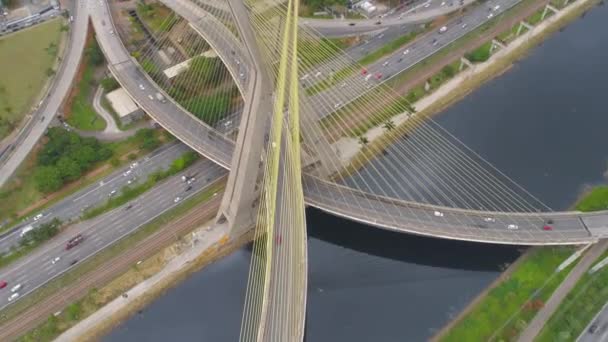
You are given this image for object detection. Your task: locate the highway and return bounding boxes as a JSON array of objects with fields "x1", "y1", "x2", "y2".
[
  {"x1": 0, "y1": 1, "x2": 89, "y2": 187},
  {"x1": 91, "y1": 0, "x2": 608, "y2": 245},
  {"x1": 579, "y1": 302, "x2": 608, "y2": 342},
  {"x1": 0, "y1": 142, "x2": 193, "y2": 254},
  {"x1": 0, "y1": 157, "x2": 227, "y2": 310}
]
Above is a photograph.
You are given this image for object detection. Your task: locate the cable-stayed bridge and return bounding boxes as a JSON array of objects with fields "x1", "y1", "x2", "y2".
[{"x1": 88, "y1": 0, "x2": 607, "y2": 254}]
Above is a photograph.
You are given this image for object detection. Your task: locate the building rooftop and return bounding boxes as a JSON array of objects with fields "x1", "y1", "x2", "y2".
[{"x1": 105, "y1": 88, "x2": 139, "y2": 118}]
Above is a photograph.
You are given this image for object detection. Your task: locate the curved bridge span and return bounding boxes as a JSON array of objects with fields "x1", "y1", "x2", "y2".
[{"x1": 91, "y1": 0, "x2": 608, "y2": 245}]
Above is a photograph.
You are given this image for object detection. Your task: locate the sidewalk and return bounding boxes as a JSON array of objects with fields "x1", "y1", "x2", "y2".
[{"x1": 519, "y1": 240, "x2": 608, "y2": 342}]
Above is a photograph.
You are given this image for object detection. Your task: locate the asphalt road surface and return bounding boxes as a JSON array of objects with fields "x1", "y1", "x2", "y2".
[
  {"x1": 0, "y1": 158, "x2": 227, "y2": 311},
  {"x1": 0, "y1": 142, "x2": 192, "y2": 254},
  {"x1": 579, "y1": 302, "x2": 608, "y2": 342}
]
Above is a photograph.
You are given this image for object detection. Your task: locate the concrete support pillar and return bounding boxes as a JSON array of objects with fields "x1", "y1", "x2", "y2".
[
  {"x1": 459, "y1": 57, "x2": 473, "y2": 71},
  {"x1": 541, "y1": 4, "x2": 559, "y2": 20},
  {"x1": 490, "y1": 39, "x2": 506, "y2": 53}
]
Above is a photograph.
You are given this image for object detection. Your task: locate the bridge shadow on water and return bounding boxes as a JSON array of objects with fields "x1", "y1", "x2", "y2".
[{"x1": 305, "y1": 208, "x2": 523, "y2": 272}]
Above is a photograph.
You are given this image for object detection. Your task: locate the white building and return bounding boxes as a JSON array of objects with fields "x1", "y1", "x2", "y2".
[{"x1": 105, "y1": 88, "x2": 145, "y2": 125}]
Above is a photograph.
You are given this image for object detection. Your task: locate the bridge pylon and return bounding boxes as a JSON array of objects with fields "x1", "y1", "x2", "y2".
[{"x1": 216, "y1": 0, "x2": 273, "y2": 237}]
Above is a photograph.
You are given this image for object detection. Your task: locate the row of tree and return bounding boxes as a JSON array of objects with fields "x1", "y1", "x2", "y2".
[
  {"x1": 20, "y1": 218, "x2": 62, "y2": 247},
  {"x1": 35, "y1": 128, "x2": 113, "y2": 193}
]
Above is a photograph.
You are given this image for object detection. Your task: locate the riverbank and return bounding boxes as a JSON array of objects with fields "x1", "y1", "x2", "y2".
[{"x1": 336, "y1": 0, "x2": 601, "y2": 172}]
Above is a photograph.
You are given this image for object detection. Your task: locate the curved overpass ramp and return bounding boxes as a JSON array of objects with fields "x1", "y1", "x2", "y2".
[{"x1": 91, "y1": 0, "x2": 607, "y2": 245}]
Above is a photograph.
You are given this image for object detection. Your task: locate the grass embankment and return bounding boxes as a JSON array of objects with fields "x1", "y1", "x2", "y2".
[
  {"x1": 136, "y1": 1, "x2": 175, "y2": 34},
  {"x1": 0, "y1": 18, "x2": 64, "y2": 139},
  {"x1": 2, "y1": 182, "x2": 226, "y2": 341},
  {"x1": 439, "y1": 247, "x2": 576, "y2": 342},
  {"x1": 65, "y1": 39, "x2": 106, "y2": 131},
  {"x1": 300, "y1": 37, "x2": 356, "y2": 69},
  {"x1": 82, "y1": 151, "x2": 199, "y2": 220},
  {"x1": 575, "y1": 186, "x2": 608, "y2": 212},
  {"x1": 0, "y1": 128, "x2": 167, "y2": 231}
]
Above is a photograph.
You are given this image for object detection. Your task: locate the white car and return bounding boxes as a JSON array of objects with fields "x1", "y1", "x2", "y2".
[
  {"x1": 462, "y1": 23, "x2": 468, "y2": 28},
  {"x1": 300, "y1": 74, "x2": 310, "y2": 81},
  {"x1": 148, "y1": 94, "x2": 154, "y2": 101},
  {"x1": 33, "y1": 213, "x2": 43, "y2": 221},
  {"x1": 224, "y1": 120, "x2": 232, "y2": 127},
  {"x1": 11, "y1": 284, "x2": 22, "y2": 293},
  {"x1": 488, "y1": 13, "x2": 494, "y2": 19},
  {"x1": 187, "y1": 177, "x2": 195, "y2": 185},
  {"x1": 439, "y1": 26, "x2": 448, "y2": 33},
  {"x1": 365, "y1": 74, "x2": 373, "y2": 81},
  {"x1": 130, "y1": 162, "x2": 139, "y2": 169},
  {"x1": 440, "y1": 1, "x2": 446, "y2": 5},
  {"x1": 484, "y1": 217, "x2": 496, "y2": 223},
  {"x1": 8, "y1": 293, "x2": 19, "y2": 302},
  {"x1": 109, "y1": 190, "x2": 117, "y2": 197},
  {"x1": 507, "y1": 224, "x2": 519, "y2": 230},
  {"x1": 433, "y1": 211, "x2": 444, "y2": 217},
  {"x1": 424, "y1": 2, "x2": 431, "y2": 7},
  {"x1": 314, "y1": 71, "x2": 322, "y2": 77},
  {"x1": 51, "y1": 257, "x2": 61, "y2": 264},
  {"x1": 123, "y1": 169, "x2": 132, "y2": 177},
  {"x1": 174, "y1": 197, "x2": 181, "y2": 203},
  {"x1": 334, "y1": 102, "x2": 343, "y2": 109},
  {"x1": 494, "y1": 5, "x2": 500, "y2": 10},
  {"x1": 139, "y1": 84, "x2": 145, "y2": 90},
  {"x1": 382, "y1": 61, "x2": 389, "y2": 67},
  {"x1": 109, "y1": 29, "x2": 114, "y2": 35},
  {"x1": 403, "y1": 49, "x2": 410, "y2": 55},
  {"x1": 239, "y1": 72, "x2": 245, "y2": 79}
]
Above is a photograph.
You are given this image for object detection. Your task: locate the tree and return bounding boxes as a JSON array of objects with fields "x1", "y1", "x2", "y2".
[
  {"x1": 100, "y1": 77, "x2": 120, "y2": 92},
  {"x1": 34, "y1": 166, "x2": 63, "y2": 193},
  {"x1": 383, "y1": 120, "x2": 395, "y2": 131},
  {"x1": 442, "y1": 64, "x2": 456, "y2": 78},
  {"x1": 358, "y1": 136, "x2": 369, "y2": 146},
  {"x1": 57, "y1": 156, "x2": 82, "y2": 182},
  {"x1": 86, "y1": 41, "x2": 104, "y2": 66},
  {"x1": 136, "y1": 129, "x2": 160, "y2": 151}
]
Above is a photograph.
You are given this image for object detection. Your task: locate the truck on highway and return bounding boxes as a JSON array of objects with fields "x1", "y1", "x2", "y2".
[{"x1": 155, "y1": 92, "x2": 167, "y2": 103}]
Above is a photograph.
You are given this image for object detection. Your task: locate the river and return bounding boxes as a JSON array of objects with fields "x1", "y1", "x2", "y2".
[{"x1": 105, "y1": 3, "x2": 608, "y2": 341}]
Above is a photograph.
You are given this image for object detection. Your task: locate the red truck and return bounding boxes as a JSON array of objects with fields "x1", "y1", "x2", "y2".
[{"x1": 65, "y1": 234, "x2": 84, "y2": 250}]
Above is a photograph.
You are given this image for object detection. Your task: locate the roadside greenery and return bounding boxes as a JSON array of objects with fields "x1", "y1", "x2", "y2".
[
  {"x1": 440, "y1": 247, "x2": 575, "y2": 342},
  {"x1": 0, "y1": 218, "x2": 62, "y2": 269},
  {"x1": 34, "y1": 128, "x2": 113, "y2": 193},
  {"x1": 82, "y1": 151, "x2": 199, "y2": 220},
  {"x1": 66, "y1": 39, "x2": 106, "y2": 131},
  {"x1": 13, "y1": 183, "x2": 226, "y2": 342},
  {"x1": 575, "y1": 186, "x2": 608, "y2": 212},
  {"x1": 136, "y1": 1, "x2": 175, "y2": 34},
  {"x1": 100, "y1": 77, "x2": 120, "y2": 92},
  {"x1": 465, "y1": 41, "x2": 492, "y2": 62}
]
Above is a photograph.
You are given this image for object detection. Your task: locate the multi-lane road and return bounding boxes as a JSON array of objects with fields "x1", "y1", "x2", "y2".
[
  {"x1": 0, "y1": 142, "x2": 193, "y2": 253},
  {"x1": 0, "y1": 156, "x2": 226, "y2": 310}
]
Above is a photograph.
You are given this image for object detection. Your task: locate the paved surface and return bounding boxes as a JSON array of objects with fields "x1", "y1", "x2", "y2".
[
  {"x1": 579, "y1": 302, "x2": 608, "y2": 342},
  {"x1": 0, "y1": 191, "x2": 225, "y2": 342},
  {"x1": 94, "y1": 0, "x2": 608, "y2": 245},
  {"x1": 0, "y1": 1, "x2": 89, "y2": 187},
  {"x1": 0, "y1": 142, "x2": 191, "y2": 254},
  {"x1": 519, "y1": 240, "x2": 608, "y2": 342},
  {"x1": 93, "y1": 86, "x2": 120, "y2": 134},
  {"x1": 0, "y1": 157, "x2": 227, "y2": 311}
]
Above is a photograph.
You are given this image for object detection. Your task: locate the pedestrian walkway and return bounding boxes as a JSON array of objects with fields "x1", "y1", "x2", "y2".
[{"x1": 519, "y1": 240, "x2": 608, "y2": 342}]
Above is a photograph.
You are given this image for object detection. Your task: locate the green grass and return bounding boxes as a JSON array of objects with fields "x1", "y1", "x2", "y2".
[
  {"x1": 300, "y1": 37, "x2": 352, "y2": 69},
  {"x1": 440, "y1": 247, "x2": 576, "y2": 342},
  {"x1": 466, "y1": 41, "x2": 493, "y2": 63},
  {"x1": 66, "y1": 41, "x2": 106, "y2": 131},
  {"x1": 136, "y1": 2, "x2": 175, "y2": 34},
  {"x1": 575, "y1": 186, "x2": 608, "y2": 212},
  {"x1": 2, "y1": 183, "x2": 226, "y2": 340},
  {"x1": 536, "y1": 254, "x2": 608, "y2": 341},
  {"x1": 0, "y1": 18, "x2": 64, "y2": 139},
  {"x1": 527, "y1": 8, "x2": 547, "y2": 25}
]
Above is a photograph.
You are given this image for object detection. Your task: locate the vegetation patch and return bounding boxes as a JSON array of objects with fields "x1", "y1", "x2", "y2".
[
  {"x1": 0, "y1": 219, "x2": 62, "y2": 269},
  {"x1": 136, "y1": 1, "x2": 175, "y2": 34},
  {"x1": 65, "y1": 39, "x2": 106, "y2": 131},
  {"x1": 465, "y1": 41, "x2": 492, "y2": 63},
  {"x1": 575, "y1": 186, "x2": 608, "y2": 212},
  {"x1": 439, "y1": 247, "x2": 575, "y2": 342},
  {"x1": 0, "y1": 18, "x2": 64, "y2": 139}
]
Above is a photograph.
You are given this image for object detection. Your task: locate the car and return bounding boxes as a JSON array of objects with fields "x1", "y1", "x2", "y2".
[
  {"x1": 185, "y1": 186, "x2": 193, "y2": 192},
  {"x1": 432, "y1": 39, "x2": 439, "y2": 46},
  {"x1": 33, "y1": 213, "x2": 43, "y2": 221},
  {"x1": 148, "y1": 94, "x2": 154, "y2": 101},
  {"x1": 340, "y1": 82, "x2": 347, "y2": 88},
  {"x1": 462, "y1": 23, "x2": 468, "y2": 28},
  {"x1": 589, "y1": 323, "x2": 598, "y2": 333},
  {"x1": 424, "y1": 2, "x2": 431, "y2": 7},
  {"x1": 138, "y1": 84, "x2": 145, "y2": 90},
  {"x1": 315, "y1": 71, "x2": 322, "y2": 77},
  {"x1": 439, "y1": 26, "x2": 448, "y2": 33},
  {"x1": 440, "y1": 1, "x2": 446, "y2": 5},
  {"x1": 130, "y1": 162, "x2": 139, "y2": 169},
  {"x1": 403, "y1": 49, "x2": 410, "y2": 55},
  {"x1": 0, "y1": 281, "x2": 7, "y2": 289},
  {"x1": 361, "y1": 68, "x2": 368, "y2": 75},
  {"x1": 397, "y1": 58, "x2": 403, "y2": 63},
  {"x1": 378, "y1": 34, "x2": 385, "y2": 39},
  {"x1": 375, "y1": 72, "x2": 383, "y2": 79},
  {"x1": 382, "y1": 61, "x2": 389, "y2": 67},
  {"x1": 51, "y1": 257, "x2": 61, "y2": 264},
  {"x1": 300, "y1": 74, "x2": 309, "y2": 81},
  {"x1": 334, "y1": 102, "x2": 343, "y2": 109},
  {"x1": 109, "y1": 29, "x2": 114, "y2": 35},
  {"x1": 348, "y1": 22, "x2": 355, "y2": 26},
  {"x1": 543, "y1": 225, "x2": 553, "y2": 231},
  {"x1": 494, "y1": 4, "x2": 501, "y2": 10},
  {"x1": 487, "y1": 13, "x2": 494, "y2": 19},
  {"x1": 507, "y1": 224, "x2": 519, "y2": 230},
  {"x1": 187, "y1": 177, "x2": 196, "y2": 185},
  {"x1": 434, "y1": 211, "x2": 444, "y2": 217},
  {"x1": 174, "y1": 197, "x2": 181, "y2": 203},
  {"x1": 125, "y1": 204, "x2": 133, "y2": 210},
  {"x1": 123, "y1": 169, "x2": 132, "y2": 177},
  {"x1": 70, "y1": 259, "x2": 78, "y2": 266},
  {"x1": 484, "y1": 217, "x2": 496, "y2": 223},
  {"x1": 65, "y1": 234, "x2": 84, "y2": 250},
  {"x1": 546, "y1": 219, "x2": 554, "y2": 224},
  {"x1": 365, "y1": 74, "x2": 373, "y2": 81},
  {"x1": 239, "y1": 72, "x2": 245, "y2": 79},
  {"x1": 10, "y1": 284, "x2": 21, "y2": 293},
  {"x1": 375, "y1": 21, "x2": 381, "y2": 25},
  {"x1": 224, "y1": 120, "x2": 232, "y2": 127},
  {"x1": 108, "y1": 190, "x2": 117, "y2": 197},
  {"x1": 8, "y1": 293, "x2": 19, "y2": 302}
]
